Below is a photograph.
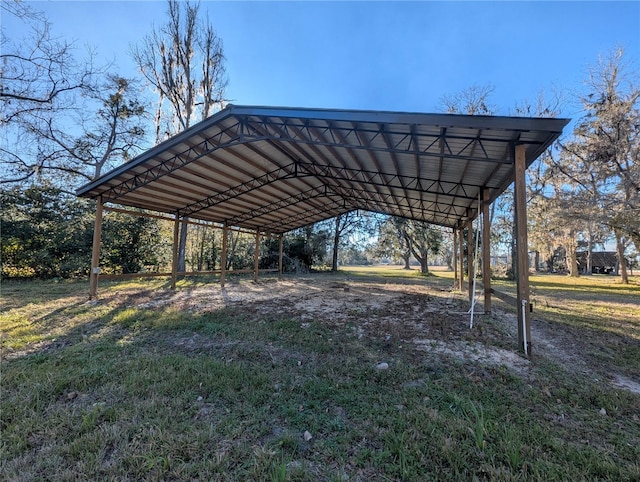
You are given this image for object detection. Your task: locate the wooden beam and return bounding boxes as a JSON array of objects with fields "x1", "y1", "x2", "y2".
[
  {"x1": 467, "y1": 221, "x2": 474, "y2": 301},
  {"x1": 482, "y1": 188, "x2": 492, "y2": 313},
  {"x1": 458, "y1": 227, "x2": 464, "y2": 293},
  {"x1": 278, "y1": 234, "x2": 284, "y2": 280},
  {"x1": 220, "y1": 223, "x2": 228, "y2": 287},
  {"x1": 89, "y1": 197, "x2": 104, "y2": 300},
  {"x1": 453, "y1": 228, "x2": 458, "y2": 289},
  {"x1": 171, "y1": 213, "x2": 180, "y2": 290},
  {"x1": 490, "y1": 287, "x2": 518, "y2": 307},
  {"x1": 514, "y1": 143, "x2": 532, "y2": 356},
  {"x1": 254, "y1": 230, "x2": 260, "y2": 282},
  {"x1": 103, "y1": 206, "x2": 264, "y2": 236}
]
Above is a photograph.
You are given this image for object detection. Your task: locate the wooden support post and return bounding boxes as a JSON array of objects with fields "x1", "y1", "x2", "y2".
[
  {"x1": 171, "y1": 214, "x2": 180, "y2": 290},
  {"x1": 254, "y1": 230, "x2": 260, "y2": 282},
  {"x1": 514, "y1": 144, "x2": 532, "y2": 356},
  {"x1": 453, "y1": 228, "x2": 458, "y2": 289},
  {"x1": 278, "y1": 234, "x2": 284, "y2": 280},
  {"x1": 220, "y1": 223, "x2": 228, "y2": 287},
  {"x1": 482, "y1": 188, "x2": 492, "y2": 313},
  {"x1": 89, "y1": 197, "x2": 104, "y2": 300},
  {"x1": 458, "y1": 227, "x2": 465, "y2": 293},
  {"x1": 467, "y1": 221, "x2": 474, "y2": 302}
]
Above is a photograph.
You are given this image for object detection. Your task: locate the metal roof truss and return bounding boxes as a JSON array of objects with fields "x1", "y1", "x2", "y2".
[{"x1": 76, "y1": 105, "x2": 569, "y2": 234}]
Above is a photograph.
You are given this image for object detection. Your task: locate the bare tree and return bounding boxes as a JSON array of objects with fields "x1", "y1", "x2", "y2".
[
  {"x1": 131, "y1": 0, "x2": 228, "y2": 272},
  {"x1": 0, "y1": 0, "x2": 109, "y2": 185},
  {"x1": 50, "y1": 75, "x2": 147, "y2": 181},
  {"x1": 438, "y1": 83, "x2": 496, "y2": 116}
]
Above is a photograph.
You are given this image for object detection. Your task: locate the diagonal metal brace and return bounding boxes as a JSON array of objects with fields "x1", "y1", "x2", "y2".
[{"x1": 179, "y1": 162, "x2": 299, "y2": 217}]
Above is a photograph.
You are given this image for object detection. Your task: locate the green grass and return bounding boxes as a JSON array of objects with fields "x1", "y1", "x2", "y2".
[
  {"x1": 1, "y1": 271, "x2": 639, "y2": 481},
  {"x1": 489, "y1": 272, "x2": 640, "y2": 377}
]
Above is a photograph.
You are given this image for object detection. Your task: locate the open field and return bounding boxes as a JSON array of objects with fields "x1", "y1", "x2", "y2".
[{"x1": 1, "y1": 268, "x2": 639, "y2": 480}]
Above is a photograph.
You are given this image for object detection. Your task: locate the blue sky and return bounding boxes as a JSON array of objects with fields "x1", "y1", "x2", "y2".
[{"x1": 6, "y1": 1, "x2": 640, "y2": 120}]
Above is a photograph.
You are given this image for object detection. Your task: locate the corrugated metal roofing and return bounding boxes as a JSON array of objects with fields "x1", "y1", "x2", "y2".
[{"x1": 76, "y1": 104, "x2": 569, "y2": 233}]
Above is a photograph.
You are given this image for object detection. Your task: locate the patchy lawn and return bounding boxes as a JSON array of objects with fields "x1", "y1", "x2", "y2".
[{"x1": 1, "y1": 269, "x2": 639, "y2": 481}]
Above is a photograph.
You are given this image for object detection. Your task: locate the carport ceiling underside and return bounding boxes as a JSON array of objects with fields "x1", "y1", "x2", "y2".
[{"x1": 76, "y1": 105, "x2": 569, "y2": 234}]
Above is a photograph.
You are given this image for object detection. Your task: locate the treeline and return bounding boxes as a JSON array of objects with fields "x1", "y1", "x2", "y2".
[
  {"x1": 0, "y1": 186, "x2": 382, "y2": 278},
  {"x1": 1, "y1": 1, "x2": 638, "y2": 283}
]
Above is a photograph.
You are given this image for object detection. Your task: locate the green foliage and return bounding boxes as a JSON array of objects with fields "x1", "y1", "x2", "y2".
[
  {"x1": 376, "y1": 217, "x2": 444, "y2": 273},
  {"x1": 1, "y1": 185, "x2": 169, "y2": 279},
  {"x1": 1, "y1": 184, "x2": 94, "y2": 278},
  {"x1": 261, "y1": 225, "x2": 328, "y2": 272},
  {"x1": 101, "y1": 212, "x2": 170, "y2": 274}
]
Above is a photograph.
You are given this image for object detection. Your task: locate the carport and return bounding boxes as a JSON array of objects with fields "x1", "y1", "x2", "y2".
[{"x1": 76, "y1": 104, "x2": 569, "y2": 355}]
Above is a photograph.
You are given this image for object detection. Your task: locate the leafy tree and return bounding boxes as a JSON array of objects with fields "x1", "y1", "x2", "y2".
[
  {"x1": 1, "y1": 2, "x2": 169, "y2": 281},
  {"x1": 323, "y1": 212, "x2": 376, "y2": 271},
  {"x1": 0, "y1": 184, "x2": 170, "y2": 278},
  {"x1": 375, "y1": 216, "x2": 412, "y2": 269},
  {"x1": 376, "y1": 217, "x2": 443, "y2": 274},
  {"x1": 550, "y1": 48, "x2": 639, "y2": 282},
  {"x1": 1, "y1": 184, "x2": 93, "y2": 278},
  {"x1": 283, "y1": 225, "x2": 329, "y2": 272},
  {"x1": 403, "y1": 220, "x2": 444, "y2": 274},
  {"x1": 187, "y1": 224, "x2": 218, "y2": 271},
  {"x1": 575, "y1": 48, "x2": 639, "y2": 282},
  {"x1": 101, "y1": 212, "x2": 171, "y2": 274}
]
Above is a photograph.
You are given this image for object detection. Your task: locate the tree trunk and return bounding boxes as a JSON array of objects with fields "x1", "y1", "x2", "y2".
[
  {"x1": 227, "y1": 232, "x2": 238, "y2": 270},
  {"x1": 567, "y1": 232, "x2": 579, "y2": 277},
  {"x1": 616, "y1": 231, "x2": 629, "y2": 284},
  {"x1": 420, "y1": 250, "x2": 429, "y2": 274},
  {"x1": 585, "y1": 227, "x2": 593, "y2": 275},
  {"x1": 402, "y1": 252, "x2": 411, "y2": 270},
  {"x1": 209, "y1": 230, "x2": 217, "y2": 271}
]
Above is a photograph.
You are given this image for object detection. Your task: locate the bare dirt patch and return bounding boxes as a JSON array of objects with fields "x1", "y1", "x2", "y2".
[
  {"x1": 128, "y1": 275, "x2": 640, "y2": 395},
  {"x1": 133, "y1": 276, "x2": 533, "y2": 374}
]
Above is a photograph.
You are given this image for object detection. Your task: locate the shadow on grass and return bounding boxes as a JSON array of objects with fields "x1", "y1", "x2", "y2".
[{"x1": 2, "y1": 286, "x2": 640, "y2": 481}]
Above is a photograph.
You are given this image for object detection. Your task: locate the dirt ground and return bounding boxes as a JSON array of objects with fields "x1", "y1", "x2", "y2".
[{"x1": 130, "y1": 275, "x2": 640, "y2": 395}]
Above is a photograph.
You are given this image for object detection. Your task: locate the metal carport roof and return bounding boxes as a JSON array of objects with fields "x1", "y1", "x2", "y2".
[{"x1": 76, "y1": 104, "x2": 569, "y2": 233}]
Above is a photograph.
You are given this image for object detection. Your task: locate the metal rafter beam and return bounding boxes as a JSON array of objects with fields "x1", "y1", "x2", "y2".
[
  {"x1": 260, "y1": 198, "x2": 353, "y2": 233},
  {"x1": 321, "y1": 120, "x2": 391, "y2": 205},
  {"x1": 353, "y1": 124, "x2": 404, "y2": 216},
  {"x1": 224, "y1": 185, "x2": 329, "y2": 225},
  {"x1": 178, "y1": 162, "x2": 298, "y2": 217},
  {"x1": 241, "y1": 118, "x2": 526, "y2": 164},
  {"x1": 435, "y1": 127, "x2": 447, "y2": 216},
  {"x1": 98, "y1": 121, "x2": 244, "y2": 203},
  {"x1": 326, "y1": 183, "x2": 469, "y2": 220},
  {"x1": 295, "y1": 160, "x2": 481, "y2": 200},
  {"x1": 379, "y1": 123, "x2": 416, "y2": 219}
]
